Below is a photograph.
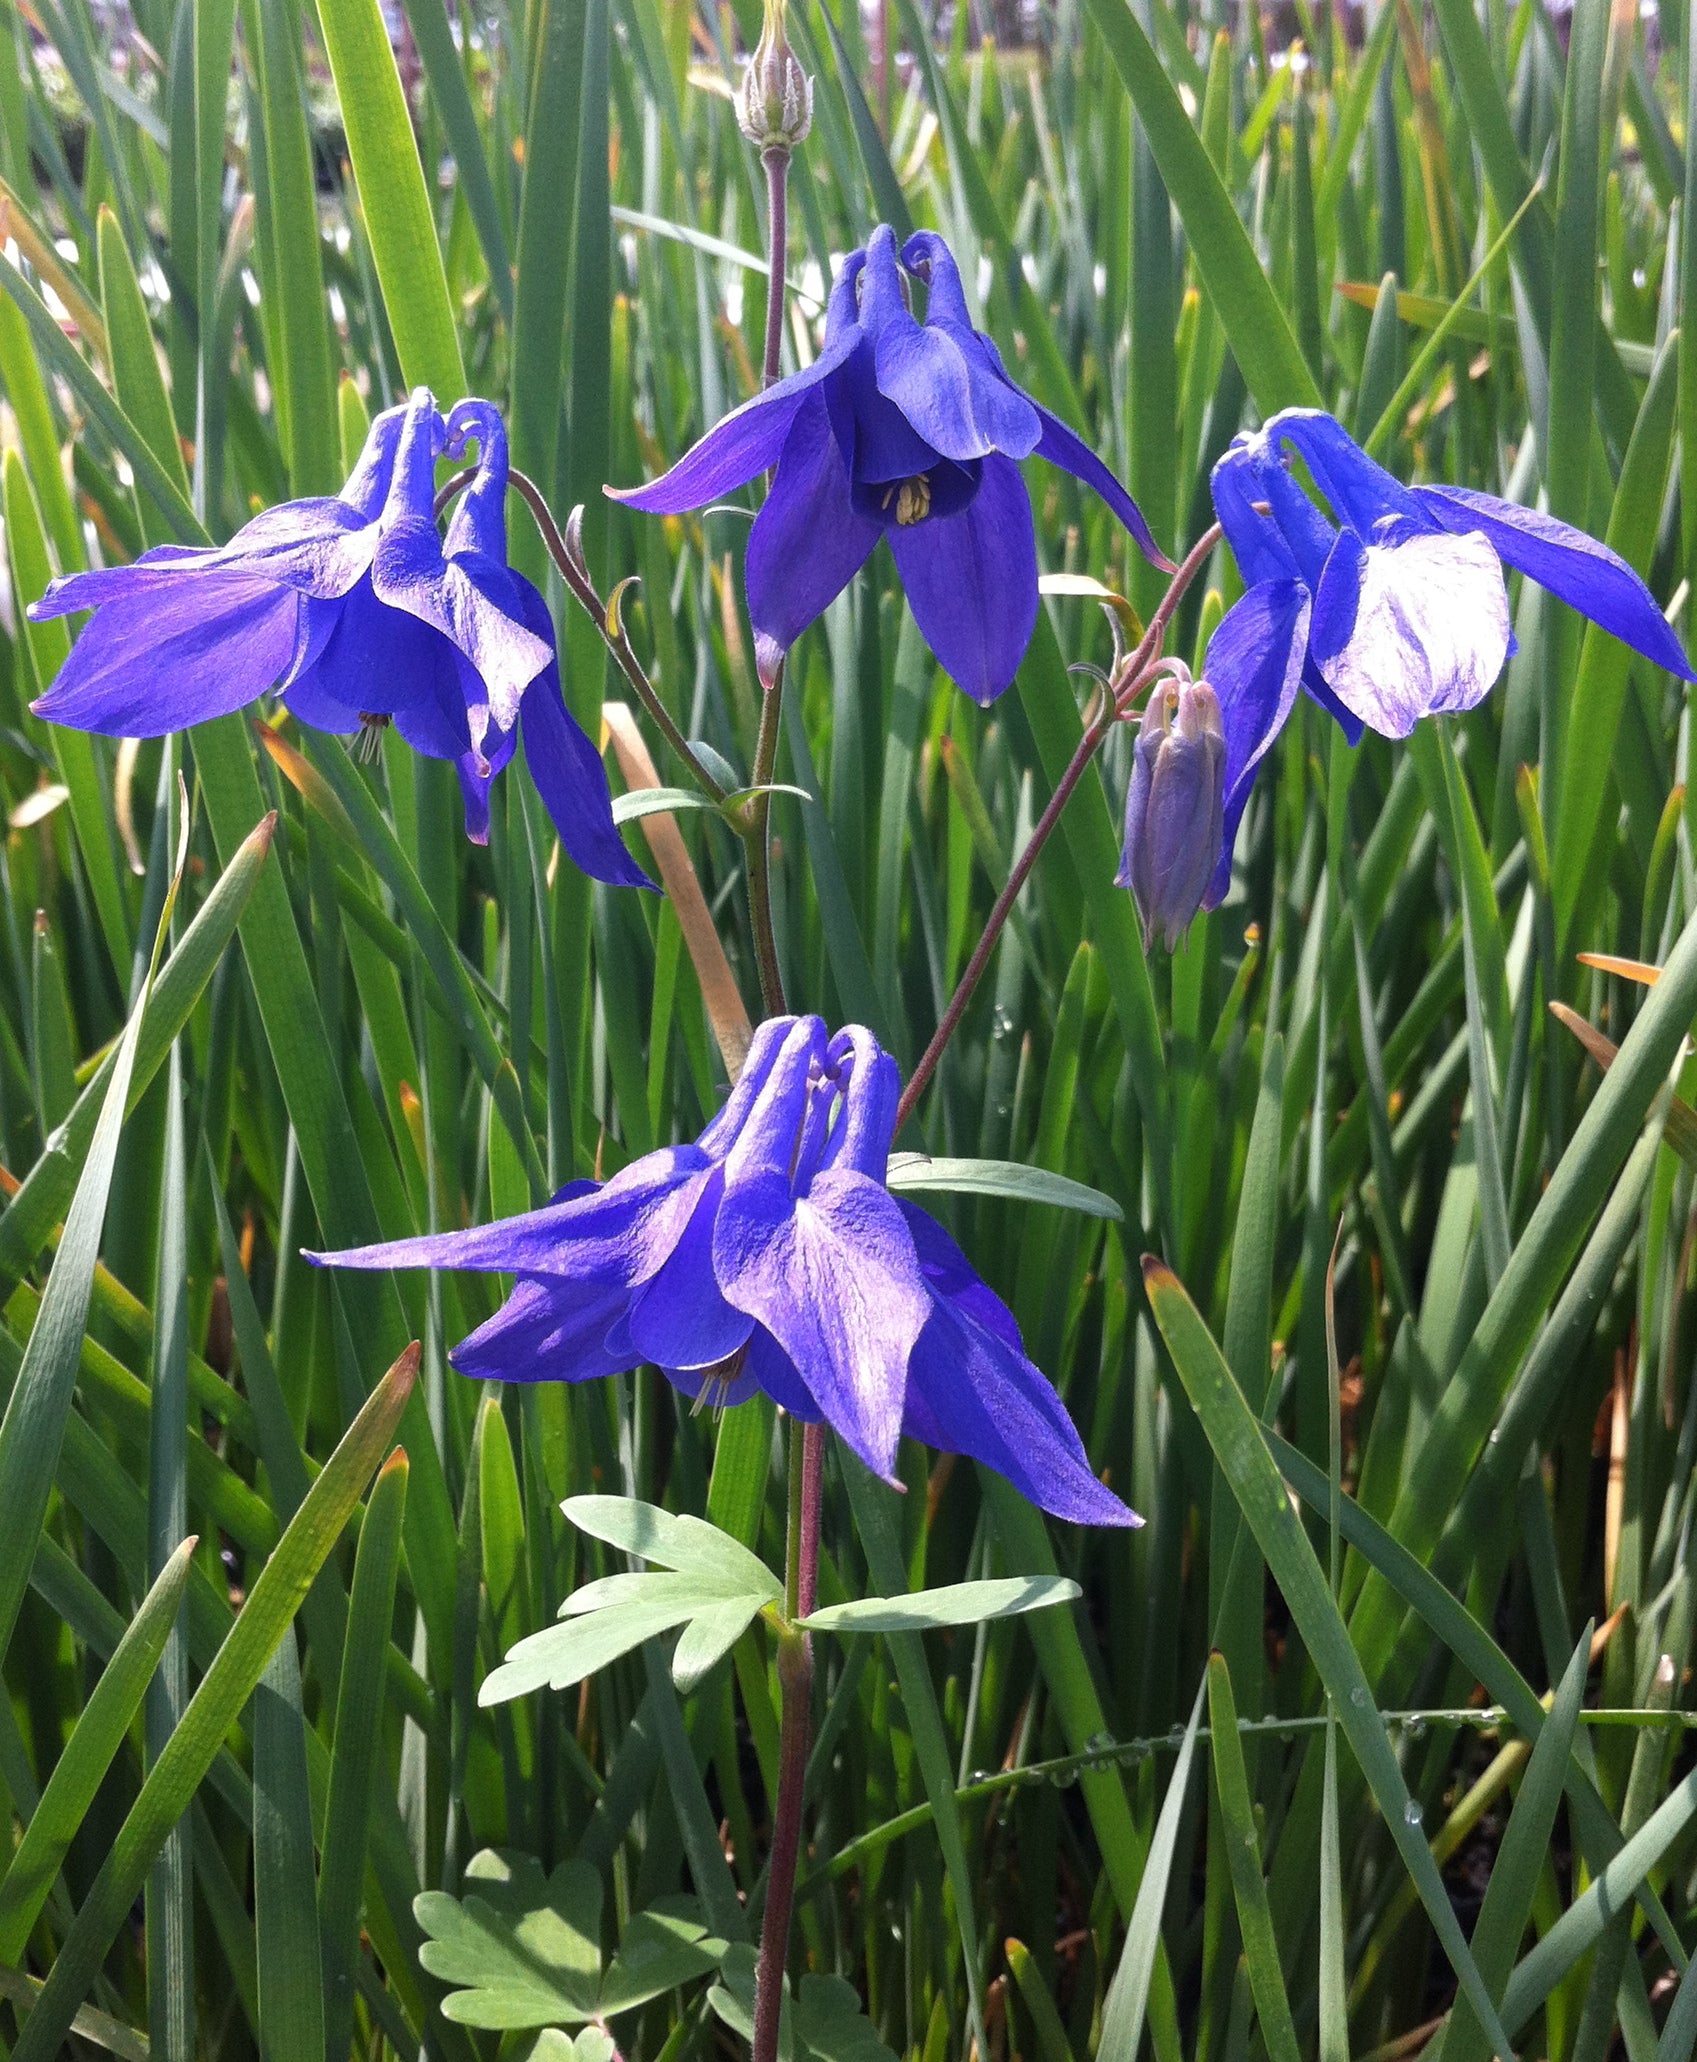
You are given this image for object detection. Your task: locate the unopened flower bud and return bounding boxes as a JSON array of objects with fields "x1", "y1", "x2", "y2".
[
  {"x1": 1116, "y1": 677, "x2": 1226, "y2": 950},
  {"x1": 737, "y1": 0, "x2": 813, "y2": 151}
]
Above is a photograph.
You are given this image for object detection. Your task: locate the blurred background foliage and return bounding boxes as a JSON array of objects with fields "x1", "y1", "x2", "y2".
[{"x1": 0, "y1": 0, "x2": 1696, "y2": 2052}]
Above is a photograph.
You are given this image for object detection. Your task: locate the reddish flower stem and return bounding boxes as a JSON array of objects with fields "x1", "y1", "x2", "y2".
[{"x1": 894, "y1": 523, "x2": 1224, "y2": 1131}]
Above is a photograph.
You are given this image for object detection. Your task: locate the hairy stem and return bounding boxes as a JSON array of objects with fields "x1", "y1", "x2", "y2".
[{"x1": 895, "y1": 523, "x2": 1223, "y2": 1128}]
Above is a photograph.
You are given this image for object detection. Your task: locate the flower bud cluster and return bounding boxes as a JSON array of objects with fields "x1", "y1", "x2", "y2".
[{"x1": 737, "y1": 0, "x2": 813, "y2": 150}]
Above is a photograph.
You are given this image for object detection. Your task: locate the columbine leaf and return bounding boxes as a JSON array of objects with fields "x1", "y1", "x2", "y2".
[
  {"x1": 670, "y1": 1595, "x2": 773, "y2": 1692},
  {"x1": 599, "y1": 1903, "x2": 730, "y2": 2014},
  {"x1": 562, "y1": 1495, "x2": 782, "y2": 1594},
  {"x1": 800, "y1": 1576, "x2": 1081, "y2": 1635},
  {"x1": 416, "y1": 1853, "x2": 724, "y2": 2032},
  {"x1": 710, "y1": 1943, "x2": 898, "y2": 2062},
  {"x1": 885, "y1": 1155, "x2": 1123, "y2": 1221},
  {"x1": 484, "y1": 1516, "x2": 779, "y2": 1705}
]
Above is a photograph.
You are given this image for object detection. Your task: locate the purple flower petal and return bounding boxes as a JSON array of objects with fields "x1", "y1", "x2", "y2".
[
  {"x1": 511, "y1": 581, "x2": 653, "y2": 887},
  {"x1": 456, "y1": 721, "x2": 515, "y2": 844},
  {"x1": 338, "y1": 397, "x2": 412, "y2": 518},
  {"x1": 1262, "y1": 407, "x2": 1428, "y2": 534},
  {"x1": 284, "y1": 578, "x2": 470, "y2": 761},
  {"x1": 626, "y1": 1172, "x2": 754, "y2": 1369},
  {"x1": 889, "y1": 452, "x2": 1038, "y2": 703},
  {"x1": 30, "y1": 575, "x2": 303, "y2": 736},
  {"x1": 1310, "y1": 523, "x2": 1510, "y2": 738},
  {"x1": 1414, "y1": 483, "x2": 1695, "y2": 681},
  {"x1": 820, "y1": 1024, "x2": 901, "y2": 1180},
  {"x1": 896, "y1": 1202, "x2": 1135, "y2": 1526},
  {"x1": 696, "y1": 1016, "x2": 798, "y2": 1159},
  {"x1": 1209, "y1": 438, "x2": 1307, "y2": 587},
  {"x1": 746, "y1": 390, "x2": 880, "y2": 687},
  {"x1": 713, "y1": 1165, "x2": 929, "y2": 1478},
  {"x1": 904, "y1": 1292, "x2": 1137, "y2": 1525},
  {"x1": 303, "y1": 1151, "x2": 714, "y2": 1284},
  {"x1": 452, "y1": 1274, "x2": 637, "y2": 1385},
  {"x1": 32, "y1": 502, "x2": 380, "y2": 620},
  {"x1": 837, "y1": 346, "x2": 946, "y2": 487},
  {"x1": 720, "y1": 1018, "x2": 830, "y2": 1184},
  {"x1": 1197, "y1": 577, "x2": 1312, "y2": 908},
  {"x1": 863, "y1": 227, "x2": 1039, "y2": 464},
  {"x1": 371, "y1": 528, "x2": 552, "y2": 749},
  {"x1": 609, "y1": 259, "x2": 867, "y2": 515},
  {"x1": 737, "y1": 1327, "x2": 824, "y2": 1421}
]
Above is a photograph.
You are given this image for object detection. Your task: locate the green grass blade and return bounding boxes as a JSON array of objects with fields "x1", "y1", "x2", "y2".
[
  {"x1": 1445, "y1": 1627, "x2": 1592, "y2": 2062},
  {"x1": 1206, "y1": 1654, "x2": 1301, "y2": 2062},
  {"x1": 248, "y1": 0, "x2": 339, "y2": 495},
  {"x1": 310, "y1": 0, "x2": 466, "y2": 399},
  {"x1": 0, "y1": 810, "x2": 272, "y2": 1292},
  {"x1": 1549, "y1": 331, "x2": 1681, "y2": 941},
  {"x1": 1098, "y1": 1675, "x2": 1206, "y2": 2062},
  {"x1": 1144, "y1": 1259, "x2": 1516, "y2": 2059},
  {"x1": 319, "y1": 1446, "x2": 408, "y2": 2062},
  {"x1": 0, "y1": 1536, "x2": 194, "y2": 1964},
  {"x1": 145, "y1": 1035, "x2": 193, "y2": 2062},
  {"x1": 1079, "y1": 0, "x2": 1320, "y2": 414},
  {"x1": 9, "y1": 1342, "x2": 418, "y2": 2061},
  {"x1": 254, "y1": 1626, "x2": 325, "y2": 2059}
]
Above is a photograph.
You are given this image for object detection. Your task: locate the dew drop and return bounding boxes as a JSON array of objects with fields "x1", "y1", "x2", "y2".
[{"x1": 1403, "y1": 1799, "x2": 1424, "y2": 1828}]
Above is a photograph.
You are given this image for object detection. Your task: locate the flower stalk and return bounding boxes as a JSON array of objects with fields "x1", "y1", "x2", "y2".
[
  {"x1": 895, "y1": 522, "x2": 1224, "y2": 1129},
  {"x1": 748, "y1": 80, "x2": 813, "y2": 2062}
]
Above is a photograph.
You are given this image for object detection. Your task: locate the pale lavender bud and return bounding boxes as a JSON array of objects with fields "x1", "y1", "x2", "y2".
[
  {"x1": 1115, "y1": 677, "x2": 1226, "y2": 950},
  {"x1": 737, "y1": 0, "x2": 813, "y2": 150}
]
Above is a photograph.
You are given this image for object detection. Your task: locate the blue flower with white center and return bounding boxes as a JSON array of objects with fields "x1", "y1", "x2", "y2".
[
  {"x1": 309, "y1": 1013, "x2": 1135, "y2": 1529},
  {"x1": 1185, "y1": 407, "x2": 1696, "y2": 924},
  {"x1": 610, "y1": 224, "x2": 1170, "y2": 704},
  {"x1": 29, "y1": 388, "x2": 647, "y2": 887}
]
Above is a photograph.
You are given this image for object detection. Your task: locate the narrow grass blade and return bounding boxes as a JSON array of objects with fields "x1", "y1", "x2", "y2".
[
  {"x1": 0, "y1": 809, "x2": 273, "y2": 1292},
  {"x1": 310, "y1": 0, "x2": 465, "y2": 399},
  {"x1": 9, "y1": 1342, "x2": 417, "y2": 2061},
  {"x1": 254, "y1": 1626, "x2": 325, "y2": 2059},
  {"x1": 320, "y1": 1446, "x2": 408, "y2": 2062},
  {"x1": 0, "y1": 821, "x2": 178, "y2": 1667},
  {"x1": 1445, "y1": 1628, "x2": 1591, "y2": 2062},
  {"x1": 1144, "y1": 1260, "x2": 1516, "y2": 2059},
  {"x1": 1098, "y1": 1675, "x2": 1206, "y2": 2062},
  {"x1": 1079, "y1": 0, "x2": 1320, "y2": 413},
  {"x1": 1206, "y1": 1654, "x2": 1301, "y2": 2062},
  {"x1": 0, "y1": 1536, "x2": 194, "y2": 1963}
]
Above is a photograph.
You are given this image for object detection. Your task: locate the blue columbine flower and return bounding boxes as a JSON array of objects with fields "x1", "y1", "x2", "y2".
[
  {"x1": 610, "y1": 225, "x2": 1170, "y2": 704},
  {"x1": 30, "y1": 388, "x2": 647, "y2": 886},
  {"x1": 309, "y1": 1013, "x2": 1134, "y2": 1528},
  {"x1": 1160, "y1": 406, "x2": 1697, "y2": 932}
]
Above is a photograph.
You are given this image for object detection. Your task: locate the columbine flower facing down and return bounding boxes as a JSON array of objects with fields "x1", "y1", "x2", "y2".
[
  {"x1": 1117, "y1": 672, "x2": 1225, "y2": 951},
  {"x1": 610, "y1": 225, "x2": 1171, "y2": 704},
  {"x1": 309, "y1": 1014, "x2": 1135, "y2": 1528},
  {"x1": 1145, "y1": 406, "x2": 1697, "y2": 940},
  {"x1": 30, "y1": 389, "x2": 647, "y2": 886}
]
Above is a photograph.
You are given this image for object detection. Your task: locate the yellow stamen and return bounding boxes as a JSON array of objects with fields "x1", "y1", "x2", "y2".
[{"x1": 894, "y1": 473, "x2": 932, "y2": 525}]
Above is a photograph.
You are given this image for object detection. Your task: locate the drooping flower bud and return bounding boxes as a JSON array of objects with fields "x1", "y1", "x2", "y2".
[
  {"x1": 1116, "y1": 676, "x2": 1226, "y2": 950},
  {"x1": 737, "y1": 0, "x2": 813, "y2": 152}
]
